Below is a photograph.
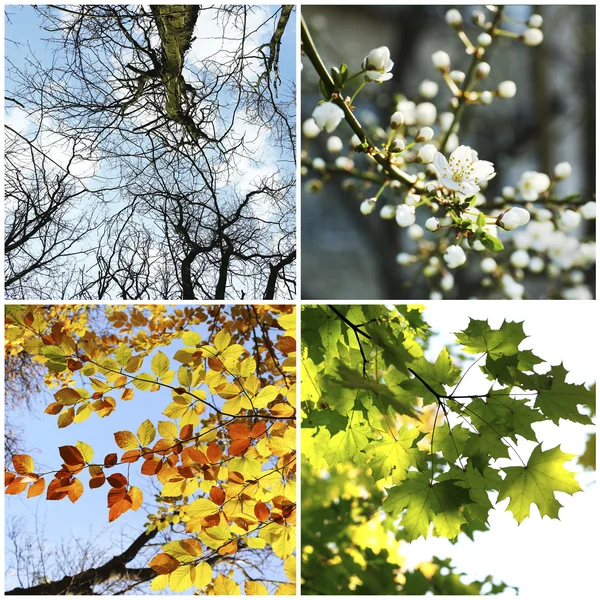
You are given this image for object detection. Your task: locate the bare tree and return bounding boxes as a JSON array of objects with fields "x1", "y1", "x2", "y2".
[{"x1": 5, "y1": 4, "x2": 296, "y2": 300}]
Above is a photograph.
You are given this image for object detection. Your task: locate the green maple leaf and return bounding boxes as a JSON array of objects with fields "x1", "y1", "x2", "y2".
[
  {"x1": 324, "y1": 421, "x2": 371, "y2": 466},
  {"x1": 383, "y1": 472, "x2": 471, "y2": 540},
  {"x1": 432, "y1": 424, "x2": 470, "y2": 463},
  {"x1": 366, "y1": 427, "x2": 421, "y2": 484},
  {"x1": 367, "y1": 323, "x2": 417, "y2": 375},
  {"x1": 456, "y1": 319, "x2": 527, "y2": 359},
  {"x1": 534, "y1": 363, "x2": 594, "y2": 424},
  {"x1": 497, "y1": 444, "x2": 582, "y2": 523}
]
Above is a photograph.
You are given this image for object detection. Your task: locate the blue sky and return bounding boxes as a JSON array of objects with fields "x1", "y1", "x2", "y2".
[{"x1": 4, "y1": 305, "x2": 294, "y2": 593}]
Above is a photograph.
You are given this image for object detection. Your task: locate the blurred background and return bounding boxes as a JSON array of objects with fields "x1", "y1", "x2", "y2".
[{"x1": 300, "y1": 5, "x2": 596, "y2": 299}]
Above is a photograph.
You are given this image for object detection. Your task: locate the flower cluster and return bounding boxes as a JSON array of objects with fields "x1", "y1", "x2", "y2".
[{"x1": 301, "y1": 6, "x2": 596, "y2": 299}]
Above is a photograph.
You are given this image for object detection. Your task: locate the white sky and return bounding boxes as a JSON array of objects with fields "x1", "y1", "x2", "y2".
[{"x1": 398, "y1": 301, "x2": 598, "y2": 597}]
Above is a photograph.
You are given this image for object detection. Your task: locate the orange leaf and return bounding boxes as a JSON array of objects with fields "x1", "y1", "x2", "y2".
[
  {"x1": 208, "y1": 357, "x2": 223, "y2": 372},
  {"x1": 207, "y1": 442, "x2": 222, "y2": 463},
  {"x1": 148, "y1": 553, "x2": 180, "y2": 575},
  {"x1": 121, "y1": 450, "x2": 141, "y2": 463},
  {"x1": 130, "y1": 486, "x2": 143, "y2": 511},
  {"x1": 89, "y1": 473, "x2": 106, "y2": 489},
  {"x1": 27, "y1": 478, "x2": 46, "y2": 498},
  {"x1": 276, "y1": 335, "x2": 296, "y2": 354},
  {"x1": 59, "y1": 445, "x2": 85, "y2": 467},
  {"x1": 67, "y1": 478, "x2": 84, "y2": 503},
  {"x1": 108, "y1": 473, "x2": 128, "y2": 488},
  {"x1": 229, "y1": 438, "x2": 251, "y2": 457},
  {"x1": 12, "y1": 454, "x2": 34, "y2": 475},
  {"x1": 104, "y1": 453, "x2": 118, "y2": 467},
  {"x1": 5, "y1": 472, "x2": 16, "y2": 486},
  {"x1": 228, "y1": 423, "x2": 250, "y2": 439},
  {"x1": 182, "y1": 447, "x2": 208, "y2": 465},
  {"x1": 218, "y1": 540, "x2": 238, "y2": 556},
  {"x1": 179, "y1": 424, "x2": 194, "y2": 440},
  {"x1": 5, "y1": 478, "x2": 28, "y2": 495},
  {"x1": 254, "y1": 501, "x2": 270, "y2": 521},
  {"x1": 108, "y1": 498, "x2": 132, "y2": 522},
  {"x1": 250, "y1": 421, "x2": 267, "y2": 439},
  {"x1": 121, "y1": 388, "x2": 134, "y2": 401},
  {"x1": 47, "y1": 477, "x2": 70, "y2": 500},
  {"x1": 141, "y1": 458, "x2": 163, "y2": 476},
  {"x1": 44, "y1": 403, "x2": 63, "y2": 415},
  {"x1": 210, "y1": 486, "x2": 226, "y2": 506},
  {"x1": 107, "y1": 486, "x2": 128, "y2": 507},
  {"x1": 114, "y1": 430, "x2": 138, "y2": 450}
]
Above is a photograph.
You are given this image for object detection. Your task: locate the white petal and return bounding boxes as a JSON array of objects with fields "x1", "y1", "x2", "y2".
[
  {"x1": 472, "y1": 160, "x2": 495, "y2": 182},
  {"x1": 433, "y1": 152, "x2": 449, "y2": 175}
]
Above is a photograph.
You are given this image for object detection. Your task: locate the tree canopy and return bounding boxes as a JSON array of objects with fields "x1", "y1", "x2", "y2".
[{"x1": 5, "y1": 304, "x2": 296, "y2": 595}]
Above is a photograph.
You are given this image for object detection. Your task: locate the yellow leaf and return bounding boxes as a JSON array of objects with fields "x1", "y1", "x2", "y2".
[
  {"x1": 182, "y1": 331, "x2": 201, "y2": 346},
  {"x1": 245, "y1": 581, "x2": 269, "y2": 595},
  {"x1": 132, "y1": 373, "x2": 156, "y2": 391},
  {"x1": 76, "y1": 441, "x2": 94, "y2": 463},
  {"x1": 158, "y1": 421, "x2": 179, "y2": 439},
  {"x1": 169, "y1": 564, "x2": 194, "y2": 592},
  {"x1": 187, "y1": 497, "x2": 220, "y2": 518},
  {"x1": 114, "y1": 430, "x2": 138, "y2": 450},
  {"x1": 178, "y1": 366, "x2": 192, "y2": 387},
  {"x1": 283, "y1": 556, "x2": 296, "y2": 583},
  {"x1": 213, "y1": 330, "x2": 231, "y2": 352},
  {"x1": 54, "y1": 387, "x2": 82, "y2": 405},
  {"x1": 137, "y1": 419, "x2": 156, "y2": 446},
  {"x1": 271, "y1": 524, "x2": 295, "y2": 559},
  {"x1": 275, "y1": 582, "x2": 296, "y2": 595},
  {"x1": 151, "y1": 351, "x2": 171, "y2": 378},
  {"x1": 246, "y1": 537, "x2": 266, "y2": 549},
  {"x1": 194, "y1": 561, "x2": 212, "y2": 589},
  {"x1": 213, "y1": 574, "x2": 240, "y2": 595},
  {"x1": 253, "y1": 385, "x2": 279, "y2": 407},
  {"x1": 115, "y1": 343, "x2": 132, "y2": 367},
  {"x1": 239, "y1": 357, "x2": 256, "y2": 378},
  {"x1": 150, "y1": 574, "x2": 169, "y2": 591},
  {"x1": 73, "y1": 403, "x2": 92, "y2": 423},
  {"x1": 58, "y1": 408, "x2": 74, "y2": 428}
]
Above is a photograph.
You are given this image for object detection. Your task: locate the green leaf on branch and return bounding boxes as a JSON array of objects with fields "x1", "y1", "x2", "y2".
[
  {"x1": 455, "y1": 319, "x2": 526, "y2": 359},
  {"x1": 497, "y1": 444, "x2": 582, "y2": 523}
]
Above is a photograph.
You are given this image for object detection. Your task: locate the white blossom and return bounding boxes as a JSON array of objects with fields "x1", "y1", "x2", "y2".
[
  {"x1": 433, "y1": 145, "x2": 495, "y2": 197},
  {"x1": 563, "y1": 285, "x2": 592, "y2": 300},
  {"x1": 481, "y1": 257, "x2": 497, "y2": 273},
  {"x1": 408, "y1": 224, "x2": 424, "y2": 240},
  {"x1": 517, "y1": 171, "x2": 550, "y2": 201},
  {"x1": 510, "y1": 249, "x2": 530, "y2": 268},
  {"x1": 554, "y1": 162, "x2": 572, "y2": 179},
  {"x1": 522, "y1": 28, "x2": 544, "y2": 46},
  {"x1": 415, "y1": 102, "x2": 437, "y2": 126},
  {"x1": 444, "y1": 245, "x2": 467, "y2": 268},
  {"x1": 497, "y1": 80, "x2": 517, "y2": 99},
  {"x1": 363, "y1": 46, "x2": 394, "y2": 82},
  {"x1": 432, "y1": 50, "x2": 451, "y2": 71},
  {"x1": 396, "y1": 252, "x2": 413, "y2": 265},
  {"x1": 558, "y1": 209, "x2": 582, "y2": 230},
  {"x1": 480, "y1": 91, "x2": 493, "y2": 105},
  {"x1": 450, "y1": 70, "x2": 465, "y2": 84},
  {"x1": 396, "y1": 100, "x2": 416, "y2": 125},
  {"x1": 580, "y1": 201, "x2": 596, "y2": 220},
  {"x1": 418, "y1": 144, "x2": 437, "y2": 164},
  {"x1": 501, "y1": 274, "x2": 525, "y2": 299},
  {"x1": 425, "y1": 217, "x2": 440, "y2": 232},
  {"x1": 528, "y1": 256, "x2": 545, "y2": 273},
  {"x1": 360, "y1": 198, "x2": 376, "y2": 215},
  {"x1": 445, "y1": 8, "x2": 463, "y2": 28},
  {"x1": 350, "y1": 134, "x2": 362, "y2": 148},
  {"x1": 302, "y1": 118, "x2": 321, "y2": 139},
  {"x1": 312, "y1": 157, "x2": 326, "y2": 171},
  {"x1": 478, "y1": 32, "x2": 492, "y2": 47},
  {"x1": 327, "y1": 136, "x2": 343, "y2": 153},
  {"x1": 396, "y1": 205, "x2": 416, "y2": 227},
  {"x1": 502, "y1": 186, "x2": 515, "y2": 200},
  {"x1": 379, "y1": 204, "x2": 397, "y2": 220},
  {"x1": 528, "y1": 13, "x2": 543, "y2": 28},
  {"x1": 497, "y1": 210, "x2": 521, "y2": 230},
  {"x1": 419, "y1": 80, "x2": 439, "y2": 99},
  {"x1": 440, "y1": 272, "x2": 455, "y2": 291},
  {"x1": 475, "y1": 62, "x2": 491, "y2": 79},
  {"x1": 390, "y1": 138, "x2": 405, "y2": 152},
  {"x1": 439, "y1": 112, "x2": 455, "y2": 132},
  {"x1": 405, "y1": 192, "x2": 420, "y2": 206},
  {"x1": 390, "y1": 111, "x2": 404, "y2": 129},
  {"x1": 416, "y1": 127, "x2": 434, "y2": 142},
  {"x1": 335, "y1": 156, "x2": 354, "y2": 171},
  {"x1": 312, "y1": 102, "x2": 345, "y2": 133}
]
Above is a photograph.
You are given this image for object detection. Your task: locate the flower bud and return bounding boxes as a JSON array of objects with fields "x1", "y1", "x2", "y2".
[
  {"x1": 396, "y1": 205, "x2": 416, "y2": 227},
  {"x1": 475, "y1": 62, "x2": 491, "y2": 79},
  {"x1": 389, "y1": 137, "x2": 405, "y2": 152},
  {"x1": 440, "y1": 272, "x2": 455, "y2": 291},
  {"x1": 312, "y1": 102, "x2": 345, "y2": 133},
  {"x1": 417, "y1": 144, "x2": 437, "y2": 164},
  {"x1": 432, "y1": 50, "x2": 451, "y2": 71},
  {"x1": 380, "y1": 204, "x2": 397, "y2": 220},
  {"x1": 439, "y1": 112, "x2": 455, "y2": 132},
  {"x1": 445, "y1": 8, "x2": 463, "y2": 29},
  {"x1": 302, "y1": 118, "x2": 321, "y2": 139},
  {"x1": 415, "y1": 102, "x2": 437, "y2": 126},
  {"x1": 554, "y1": 161, "x2": 572, "y2": 179},
  {"x1": 444, "y1": 245, "x2": 467, "y2": 269},
  {"x1": 477, "y1": 32, "x2": 492, "y2": 47},
  {"x1": 480, "y1": 91, "x2": 493, "y2": 105},
  {"x1": 559, "y1": 209, "x2": 582, "y2": 230},
  {"x1": 360, "y1": 198, "x2": 377, "y2": 215},
  {"x1": 405, "y1": 192, "x2": 420, "y2": 207},
  {"x1": 528, "y1": 13, "x2": 543, "y2": 28},
  {"x1": 390, "y1": 111, "x2": 404, "y2": 129},
  {"x1": 510, "y1": 249, "x2": 530, "y2": 269},
  {"x1": 481, "y1": 257, "x2": 497, "y2": 273},
  {"x1": 335, "y1": 157, "x2": 354, "y2": 171},
  {"x1": 580, "y1": 201, "x2": 596, "y2": 220},
  {"x1": 416, "y1": 127, "x2": 434, "y2": 142},
  {"x1": 522, "y1": 28, "x2": 544, "y2": 46},
  {"x1": 312, "y1": 157, "x2": 326, "y2": 171},
  {"x1": 408, "y1": 224, "x2": 424, "y2": 240},
  {"x1": 396, "y1": 252, "x2": 413, "y2": 265},
  {"x1": 497, "y1": 209, "x2": 521, "y2": 230},
  {"x1": 450, "y1": 70, "x2": 465, "y2": 85},
  {"x1": 511, "y1": 207, "x2": 531, "y2": 227},
  {"x1": 497, "y1": 80, "x2": 517, "y2": 99},
  {"x1": 350, "y1": 134, "x2": 362, "y2": 149},
  {"x1": 502, "y1": 186, "x2": 515, "y2": 200},
  {"x1": 425, "y1": 217, "x2": 440, "y2": 232},
  {"x1": 529, "y1": 256, "x2": 545, "y2": 273},
  {"x1": 326, "y1": 136, "x2": 343, "y2": 153},
  {"x1": 419, "y1": 79, "x2": 439, "y2": 99}
]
